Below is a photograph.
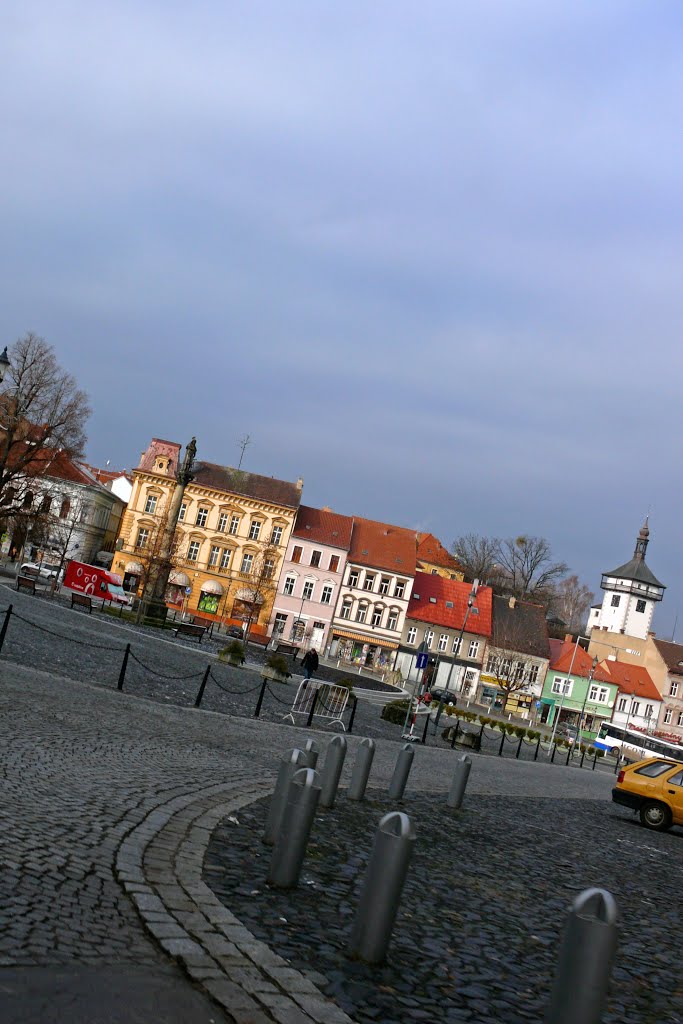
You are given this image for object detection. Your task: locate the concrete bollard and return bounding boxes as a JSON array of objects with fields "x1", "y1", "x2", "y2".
[
  {"x1": 267, "y1": 768, "x2": 321, "y2": 889},
  {"x1": 348, "y1": 811, "x2": 416, "y2": 964},
  {"x1": 446, "y1": 754, "x2": 472, "y2": 810},
  {"x1": 348, "y1": 738, "x2": 375, "y2": 802},
  {"x1": 262, "y1": 748, "x2": 307, "y2": 846},
  {"x1": 544, "y1": 888, "x2": 618, "y2": 1024},
  {"x1": 303, "y1": 739, "x2": 319, "y2": 769},
  {"x1": 319, "y1": 735, "x2": 347, "y2": 808},
  {"x1": 387, "y1": 743, "x2": 414, "y2": 801}
]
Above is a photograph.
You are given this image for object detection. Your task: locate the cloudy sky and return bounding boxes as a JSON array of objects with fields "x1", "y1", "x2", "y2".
[{"x1": 2, "y1": 2, "x2": 682, "y2": 635}]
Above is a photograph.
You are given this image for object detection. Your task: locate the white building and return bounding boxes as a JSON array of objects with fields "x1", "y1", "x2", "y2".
[{"x1": 587, "y1": 520, "x2": 665, "y2": 640}]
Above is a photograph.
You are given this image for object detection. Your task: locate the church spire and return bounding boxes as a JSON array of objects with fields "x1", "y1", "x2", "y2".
[{"x1": 634, "y1": 516, "x2": 649, "y2": 562}]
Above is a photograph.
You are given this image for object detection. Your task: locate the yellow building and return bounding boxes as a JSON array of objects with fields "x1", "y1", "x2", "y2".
[
  {"x1": 113, "y1": 438, "x2": 303, "y2": 633},
  {"x1": 416, "y1": 532, "x2": 464, "y2": 581}
]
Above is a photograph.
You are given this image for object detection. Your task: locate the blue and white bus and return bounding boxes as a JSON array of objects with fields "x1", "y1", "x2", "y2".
[{"x1": 595, "y1": 722, "x2": 683, "y2": 762}]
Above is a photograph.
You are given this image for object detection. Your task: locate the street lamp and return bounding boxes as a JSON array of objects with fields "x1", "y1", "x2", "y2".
[
  {"x1": 433, "y1": 579, "x2": 479, "y2": 731},
  {"x1": 576, "y1": 656, "x2": 598, "y2": 748},
  {"x1": 548, "y1": 635, "x2": 587, "y2": 748},
  {"x1": 0, "y1": 347, "x2": 10, "y2": 384}
]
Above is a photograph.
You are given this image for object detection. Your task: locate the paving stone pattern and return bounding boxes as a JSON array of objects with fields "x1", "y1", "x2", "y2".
[{"x1": 206, "y1": 792, "x2": 683, "y2": 1024}]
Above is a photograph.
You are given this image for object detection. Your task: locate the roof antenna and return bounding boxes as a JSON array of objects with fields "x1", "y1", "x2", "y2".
[
  {"x1": 672, "y1": 611, "x2": 678, "y2": 643},
  {"x1": 237, "y1": 434, "x2": 252, "y2": 471}
]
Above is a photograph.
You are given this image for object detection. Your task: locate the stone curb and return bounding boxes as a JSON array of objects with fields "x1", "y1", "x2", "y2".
[{"x1": 115, "y1": 779, "x2": 356, "y2": 1024}]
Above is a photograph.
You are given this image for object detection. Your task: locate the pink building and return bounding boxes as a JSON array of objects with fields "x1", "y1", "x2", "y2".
[{"x1": 268, "y1": 505, "x2": 353, "y2": 652}]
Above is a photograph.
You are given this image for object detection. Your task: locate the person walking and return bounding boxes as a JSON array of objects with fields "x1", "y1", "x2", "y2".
[{"x1": 301, "y1": 648, "x2": 319, "y2": 681}]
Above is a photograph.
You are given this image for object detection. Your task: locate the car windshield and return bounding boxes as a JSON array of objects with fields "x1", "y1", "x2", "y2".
[{"x1": 109, "y1": 584, "x2": 126, "y2": 597}]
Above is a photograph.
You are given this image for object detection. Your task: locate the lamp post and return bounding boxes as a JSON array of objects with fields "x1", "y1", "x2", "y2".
[
  {"x1": 576, "y1": 656, "x2": 598, "y2": 748},
  {"x1": 548, "y1": 635, "x2": 587, "y2": 748},
  {"x1": 433, "y1": 579, "x2": 479, "y2": 731}
]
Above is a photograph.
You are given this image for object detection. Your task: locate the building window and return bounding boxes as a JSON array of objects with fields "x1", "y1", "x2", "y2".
[
  {"x1": 263, "y1": 559, "x2": 275, "y2": 578},
  {"x1": 356, "y1": 603, "x2": 368, "y2": 623},
  {"x1": 271, "y1": 525, "x2": 283, "y2": 545},
  {"x1": 292, "y1": 546, "x2": 303, "y2": 563},
  {"x1": 135, "y1": 527, "x2": 149, "y2": 549},
  {"x1": 229, "y1": 515, "x2": 240, "y2": 535},
  {"x1": 329, "y1": 555, "x2": 340, "y2": 572},
  {"x1": 291, "y1": 620, "x2": 305, "y2": 641},
  {"x1": 340, "y1": 599, "x2": 352, "y2": 620},
  {"x1": 348, "y1": 570, "x2": 359, "y2": 588},
  {"x1": 310, "y1": 550, "x2": 322, "y2": 567},
  {"x1": 219, "y1": 549, "x2": 232, "y2": 570},
  {"x1": 274, "y1": 613, "x2": 287, "y2": 635},
  {"x1": 363, "y1": 573, "x2": 375, "y2": 591},
  {"x1": 424, "y1": 630, "x2": 434, "y2": 649},
  {"x1": 551, "y1": 677, "x2": 572, "y2": 696},
  {"x1": 406, "y1": 626, "x2": 417, "y2": 644},
  {"x1": 387, "y1": 610, "x2": 399, "y2": 631},
  {"x1": 144, "y1": 494, "x2": 158, "y2": 514},
  {"x1": 187, "y1": 540, "x2": 201, "y2": 562},
  {"x1": 664, "y1": 708, "x2": 673, "y2": 724},
  {"x1": 195, "y1": 507, "x2": 209, "y2": 527},
  {"x1": 645, "y1": 704, "x2": 654, "y2": 720},
  {"x1": 302, "y1": 581, "x2": 315, "y2": 600},
  {"x1": 631, "y1": 701, "x2": 640, "y2": 716},
  {"x1": 372, "y1": 607, "x2": 383, "y2": 627},
  {"x1": 589, "y1": 685, "x2": 610, "y2": 704},
  {"x1": 394, "y1": 580, "x2": 406, "y2": 599},
  {"x1": 178, "y1": 502, "x2": 186, "y2": 521},
  {"x1": 218, "y1": 512, "x2": 229, "y2": 532},
  {"x1": 241, "y1": 553, "x2": 253, "y2": 574},
  {"x1": 617, "y1": 697, "x2": 628, "y2": 712},
  {"x1": 468, "y1": 640, "x2": 480, "y2": 659},
  {"x1": 283, "y1": 575, "x2": 296, "y2": 596},
  {"x1": 670, "y1": 681, "x2": 679, "y2": 697},
  {"x1": 438, "y1": 634, "x2": 448, "y2": 652},
  {"x1": 452, "y1": 637, "x2": 462, "y2": 655},
  {"x1": 678, "y1": 711, "x2": 683, "y2": 727},
  {"x1": 527, "y1": 665, "x2": 539, "y2": 684},
  {"x1": 611, "y1": 594, "x2": 620, "y2": 607},
  {"x1": 636, "y1": 599, "x2": 646, "y2": 613},
  {"x1": 59, "y1": 498, "x2": 70, "y2": 519},
  {"x1": 249, "y1": 520, "x2": 262, "y2": 541},
  {"x1": 379, "y1": 576, "x2": 391, "y2": 596},
  {"x1": 209, "y1": 545, "x2": 221, "y2": 567},
  {"x1": 321, "y1": 584, "x2": 333, "y2": 605}
]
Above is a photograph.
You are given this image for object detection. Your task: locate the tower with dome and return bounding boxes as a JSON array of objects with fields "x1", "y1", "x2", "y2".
[{"x1": 587, "y1": 520, "x2": 666, "y2": 640}]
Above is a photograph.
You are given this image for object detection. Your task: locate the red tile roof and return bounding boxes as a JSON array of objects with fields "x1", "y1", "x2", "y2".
[
  {"x1": 84, "y1": 464, "x2": 133, "y2": 485},
  {"x1": 348, "y1": 517, "x2": 417, "y2": 574},
  {"x1": 549, "y1": 639, "x2": 613, "y2": 682},
  {"x1": 653, "y1": 638, "x2": 683, "y2": 678},
  {"x1": 293, "y1": 505, "x2": 353, "y2": 549},
  {"x1": 598, "y1": 660, "x2": 661, "y2": 700},
  {"x1": 407, "y1": 573, "x2": 492, "y2": 636},
  {"x1": 416, "y1": 533, "x2": 463, "y2": 573}
]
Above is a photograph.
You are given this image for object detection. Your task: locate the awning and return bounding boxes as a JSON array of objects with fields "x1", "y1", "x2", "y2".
[
  {"x1": 169, "y1": 570, "x2": 191, "y2": 586},
  {"x1": 332, "y1": 628, "x2": 398, "y2": 650},
  {"x1": 125, "y1": 561, "x2": 144, "y2": 574},
  {"x1": 97, "y1": 551, "x2": 114, "y2": 565},
  {"x1": 235, "y1": 587, "x2": 264, "y2": 604},
  {"x1": 201, "y1": 580, "x2": 224, "y2": 595}
]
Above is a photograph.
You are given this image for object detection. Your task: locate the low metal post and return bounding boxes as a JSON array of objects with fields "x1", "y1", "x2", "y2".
[
  {"x1": 543, "y1": 888, "x2": 618, "y2": 1024},
  {"x1": 614, "y1": 752, "x2": 621, "y2": 775},
  {"x1": 592, "y1": 749, "x2": 598, "y2": 771},
  {"x1": 450, "y1": 719, "x2": 460, "y2": 750},
  {"x1": 263, "y1": 748, "x2": 307, "y2": 845},
  {"x1": 565, "y1": 745, "x2": 572, "y2": 766},
  {"x1": 348, "y1": 739, "x2": 375, "y2": 801},
  {"x1": 534, "y1": 737, "x2": 541, "y2": 761},
  {"x1": 516, "y1": 736, "x2": 523, "y2": 759},
  {"x1": 319, "y1": 735, "x2": 347, "y2": 808},
  {"x1": 117, "y1": 643, "x2": 131, "y2": 692},
  {"x1": 267, "y1": 768, "x2": 321, "y2": 889},
  {"x1": 388, "y1": 743, "x2": 414, "y2": 801},
  {"x1": 580, "y1": 748, "x2": 586, "y2": 768},
  {"x1": 303, "y1": 739, "x2": 319, "y2": 769},
  {"x1": 0, "y1": 603, "x2": 12, "y2": 654},
  {"x1": 194, "y1": 665, "x2": 211, "y2": 708},
  {"x1": 421, "y1": 712, "x2": 430, "y2": 744},
  {"x1": 253, "y1": 678, "x2": 268, "y2": 718},
  {"x1": 551, "y1": 744, "x2": 557, "y2": 764},
  {"x1": 498, "y1": 731, "x2": 506, "y2": 757},
  {"x1": 347, "y1": 695, "x2": 358, "y2": 734},
  {"x1": 446, "y1": 754, "x2": 472, "y2": 810},
  {"x1": 305, "y1": 687, "x2": 319, "y2": 728},
  {"x1": 348, "y1": 811, "x2": 416, "y2": 964}
]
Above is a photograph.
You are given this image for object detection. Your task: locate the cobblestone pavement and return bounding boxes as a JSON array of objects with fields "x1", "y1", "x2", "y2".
[{"x1": 206, "y1": 792, "x2": 683, "y2": 1024}]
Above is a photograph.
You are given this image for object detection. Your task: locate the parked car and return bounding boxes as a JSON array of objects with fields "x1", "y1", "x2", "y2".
[
  {"x1": 225, "y1": 625, "x2": 244, "y2": 639},
  {"x1": 19, "y1": 562, "x2": 62, "y2": 581},
  {"x1": 612, "y1": 757, "x2": 683, "y2": 831},
  {"x1": 428, "y1": 687, "x2": 457, "y2": 705},
  {"x1": 557, "y1": 724, "x2": 578, "y2": 745}
]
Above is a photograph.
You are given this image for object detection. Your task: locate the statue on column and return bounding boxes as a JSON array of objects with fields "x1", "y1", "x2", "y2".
[{"x1": 177, "y1": 437, "x2": 197, "y2": 486}]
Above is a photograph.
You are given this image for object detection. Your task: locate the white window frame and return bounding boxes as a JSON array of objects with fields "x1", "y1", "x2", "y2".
[
  {"x1": 387, "y1": 610, "x2": 399, "y2": 631},
  {"x1": 144, "y1": 494, "x2": 158, "y2": 514},
  {"x1": 424, "y1": 630, "x2": 434, "y2": 649},
  {"x1": 208, "y1": 545, "x2": 220, "y2": 567},
  {"x1": 551, "y1": 676, "x2": 573, "y2": 697},
  {"x1": 249, "y1": 520, "x2": 262, "y2": 541},
  {"x1": 219, "y1": 549, "x2": 231, "y2": 570},
  {"x1": 321, "y1": 584, "x2": 333, "y2": 605},
  {"x1": 229, "y1": 515, "x2": 240, "y2": 535},
  {"x1": 664, "y1": 708, "x2": 673, "y2": 724},
  {"x1": 283, "y1": 575, "x2": 296, "y2": 596},
  {"x1": 438, "y1": 634, "x2": 448, "y2": 652},
  {"x1": 302, "y1": 580, "x2": 315, "y2": 600},
  {"x1": 187, "y1": 540, "x2": 201, "y2": 562},
  {"x1": 340, "y1": 599, "x2": 352, "y2": 620},
  {"x1": 217, "y1": 512, "x2": 229, "y2": 532},
  {"x1": 468, "y1": 640, "x2": 480, "y2": 659},
  {"x1": 195, "y1": 507, "x2": 209, "y2": 528},
  {"x1": 240, "y1": 553, "x2": 253, "y2": 574},
  {"x1": 271, "y1": 525, "x2": 283, "y2": 545}
]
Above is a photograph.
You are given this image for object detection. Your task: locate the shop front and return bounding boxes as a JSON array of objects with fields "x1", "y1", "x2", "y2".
[
  {"x1": 330, "y1": 629, "x2": 397, "y2": 670},
  {"x1": 124, "y1": 560, "x2": 144, "y2": 594},
  {"x1": 165, "y1": 569, "x2": 191, "y2": 609},
  {"x1": 197, "y1": 579, "x2": 223, "y2": 617}
]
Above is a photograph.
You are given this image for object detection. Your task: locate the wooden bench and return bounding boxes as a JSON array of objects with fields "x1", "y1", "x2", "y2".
[
  {"x1": 16, "y1": 575, "x2": 36, "y2": 595},
  {"x1": 71, "y1": 592, "x2": 93, "y2": 614},
  {"x1": 192, "y1": 616, "x2": 215, "y2": 638},
  {"x1": 173, "y1": 622, "x2": 206, "y2": 643}
]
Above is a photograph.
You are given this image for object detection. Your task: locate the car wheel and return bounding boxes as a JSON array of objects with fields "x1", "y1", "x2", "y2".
[
  {"x1": 610, "y1": 746, "x2": 619, "y2": 756},
  {"x1": 639, "y1": 801, "x2": 672, "y2": 832}
]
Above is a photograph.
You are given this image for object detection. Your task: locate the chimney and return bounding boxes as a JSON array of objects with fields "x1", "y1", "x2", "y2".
[
  {"x1": 296, "y1": 476, "x2": 304, "y2": 491},
  {"x1": 565, "y1": 634, "x2": 573, "y2": 643},
  {"x1": 322, "y1": 505, "x2": 332, "y2": 512},
  {"x1": 508, "y1": 597, "x2": 516, "y2": 609}
]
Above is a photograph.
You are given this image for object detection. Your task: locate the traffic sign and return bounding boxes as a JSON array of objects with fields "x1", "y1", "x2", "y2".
[
  {"x1": 185, "y1": 587, "x2": 191, "y2": 594},
  {"x1": 535, "y1": 700, "x2": 542, "y2": 709},
  {"x1": 416, "y1": 652, "x2": 428, "y2": 670}
]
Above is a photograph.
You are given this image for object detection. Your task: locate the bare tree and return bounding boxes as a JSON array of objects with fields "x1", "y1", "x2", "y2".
[
  {"x1": 235, "y1": 544, "x2": 279, "y2": 641},
  {"x1": 44, "y1": 495, "x2": 90, "y2": 576},
  {"x1": 495, "y1": 535, "x2": 568, "y2": 606},
  {"x1": 452, "y1": 533, "x2": 501, "y2": 585},
  {"x1": 484, "y1": 600, "x2": 548, "y2": 709},
  {"x1": 0, "y1": 333, "x2": 90, "y2": 524},
  {"x1": 549, "y1": 574, "x2": 595, "y2": 632},
  {"x1": 134, "y1": 502, "x2": 182, "y2": 623}
]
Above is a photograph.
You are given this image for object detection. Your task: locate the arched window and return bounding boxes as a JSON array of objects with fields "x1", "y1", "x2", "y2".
[{"x1": 59, "y1": 497, "x2": 70, "y2": 519}]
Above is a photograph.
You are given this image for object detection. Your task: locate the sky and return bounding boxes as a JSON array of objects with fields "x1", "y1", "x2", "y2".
[{"x1": 2, "y1": 2, "x2": 682, "y2": 637}]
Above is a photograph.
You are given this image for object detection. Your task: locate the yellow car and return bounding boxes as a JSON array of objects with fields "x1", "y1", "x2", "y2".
[{"x1": 612, "y1": 757, "x2": 683, "y2": 831}]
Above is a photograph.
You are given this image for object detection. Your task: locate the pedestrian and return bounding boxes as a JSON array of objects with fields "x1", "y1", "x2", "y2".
[{"x1": 301, "y1": 648, "x2": 319, "y2": 680}]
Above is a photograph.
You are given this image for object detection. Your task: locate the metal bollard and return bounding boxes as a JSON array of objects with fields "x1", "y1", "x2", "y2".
[
  {"x1": 348, "y1": 738, "x2": 375, "y2": 801},
  {"x1": 267, "y1": 768, "x2": 321, "y2": 889},
  {"x1": 319, "y1": 735, "x2": 347, "y2": 808},
  {"x1": 387, "y1": 743, "x2": 414, "y2": 801},
  {"x1": 303, "y1": 739, "x2": 319, "y2": 769},
  {"x1": 262, "y1": 748, "x2": 307, "y2": 845},
  {"x1": 348, "y1": 811, "x2": 416, "y2": 964},
  {"x1": 446, "y1": 754, "x2": 472, "y2": 810},
  {"x1": 544, "y1": 888, "x2": 618, "y2": 1024}
]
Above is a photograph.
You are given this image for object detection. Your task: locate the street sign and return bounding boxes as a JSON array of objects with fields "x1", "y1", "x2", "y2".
[
  {"x1": 416, "y1": 652, "x2": 428, "y2": 670},
  {"x1": 535, "y1": 700, "x2": 542, "y2": 709},
  {"x1": 185, "y1": 587, "x2": 191, "y2": 594}
]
